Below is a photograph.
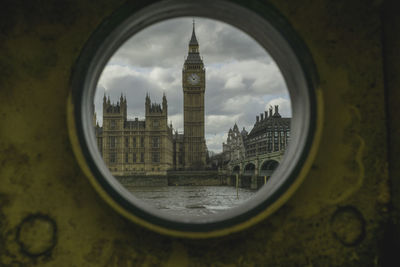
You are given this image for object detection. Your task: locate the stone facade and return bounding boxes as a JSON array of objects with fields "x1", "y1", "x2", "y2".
[
  {"x1": 245, "y1": 105, "x2": 290, "y2": 158},
  {"x1": 95, "y1": 21, "x2": 207, "y2": 175},
  {"x1": 95, "y1": 94, "x2": 174, "y2": 176},
  {"x1": 172, "y1": 132, "x2": 185, "y2": 170},
  {"x1": 222, "y1": 123, "x2": 247, "y2": 164}
]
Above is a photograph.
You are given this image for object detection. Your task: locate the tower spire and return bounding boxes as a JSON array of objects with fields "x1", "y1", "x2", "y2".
[
  {"x1": 189, "y1": 19, "x2": 198, "y2": 46},
  {"x1": 186, "y1": 19, "x2": 202, "y2": 62}
]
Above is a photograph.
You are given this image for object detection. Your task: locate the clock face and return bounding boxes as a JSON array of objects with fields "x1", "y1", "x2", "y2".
[{"x1": 187, "y1": 73, "x2": 200, "y2": 85}]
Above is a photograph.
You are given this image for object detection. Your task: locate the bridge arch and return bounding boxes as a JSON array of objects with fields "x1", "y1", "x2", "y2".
[
  {"x1": 260, "y1": 160, "x2": 279, "y2": 176},
  {"x1": 244, "y1": 163, "x2": 256, "y2": 175}
]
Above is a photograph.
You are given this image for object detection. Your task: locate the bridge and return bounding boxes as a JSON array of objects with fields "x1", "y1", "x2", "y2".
[
  {"x1": 225, "y1": 151, "x2": 285, "y2": 189},
  {"x1": 228, "y1": 150, "x2": 284, "y2": 176}
]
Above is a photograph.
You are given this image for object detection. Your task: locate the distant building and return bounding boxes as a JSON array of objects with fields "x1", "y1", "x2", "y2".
[
  {"x1": 222, "y1": 123, "x2": 248, "y2": 164},
  {"x1": 172, "y1": 131, "x2": 185, "y2": 170},
  {"x1": 220, "y1": 105, "x2": 291, "y2": 176},
  {"x1": 245, "y1": 105, "x2": 290, "y2": 158}
]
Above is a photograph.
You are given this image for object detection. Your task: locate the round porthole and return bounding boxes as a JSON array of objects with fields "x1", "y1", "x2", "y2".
[{"x1": 67, "y1": 0, "x2": 322, "y2": 238}]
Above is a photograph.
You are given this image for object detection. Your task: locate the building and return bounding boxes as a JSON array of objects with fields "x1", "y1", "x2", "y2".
[
  {"x1": 182, "y1": 21, "x2": 207, "y2": 168},
  {"x1": 222, "y1": 123, "x2": 248, "y2": 164},
  {"x1": 95, "y1": 94, "x2": 174, "y2": 176},
  {"x1": 95, "y1": 21, "x2": 207, "y2": 175},
  {"x1": 172, "y1": 131, "x2": 185, "y2": 170},
  {"x1": 223, "y1": 105, "x2": 291, "y2": 176},
  {"x1": 245, "y1": 105, "x2": 290, "y2": 158}
]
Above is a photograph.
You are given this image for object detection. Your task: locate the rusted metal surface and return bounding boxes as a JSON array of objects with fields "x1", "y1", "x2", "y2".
[{"x1": 0, "y1": 0, "x2": 394, "y2": 265}]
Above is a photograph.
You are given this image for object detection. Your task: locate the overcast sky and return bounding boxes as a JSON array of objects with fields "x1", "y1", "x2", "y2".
[{"x1": 95, "y1": 17, "x2": 291, "y2": 153}]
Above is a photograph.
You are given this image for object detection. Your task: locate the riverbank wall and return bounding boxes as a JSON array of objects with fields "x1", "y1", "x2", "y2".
[
  {"x1": 116, "y1": 175, "x2": 168, "y2": 187},
  {"x1": 115, "y1": 172, "x2": 269, "y2": 190},
  {"x1": 115, "y1": 171, "x2": 228, "y2": 187}
]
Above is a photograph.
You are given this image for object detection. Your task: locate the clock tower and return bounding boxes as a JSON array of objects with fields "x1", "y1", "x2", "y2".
[{"x1": 182, "y1": 21, "x2": 206, "y2": 169}]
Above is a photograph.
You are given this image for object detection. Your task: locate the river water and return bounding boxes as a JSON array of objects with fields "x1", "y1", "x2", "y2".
[{"x1": 125, "y1": 185, "x2": 257, "y2": 217}]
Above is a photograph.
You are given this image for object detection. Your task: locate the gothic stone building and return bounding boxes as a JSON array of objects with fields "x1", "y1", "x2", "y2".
[
  {"x1": 222, "y1": 123, "x2": 248, "y2": 164},
  {"x1": 95, "y1": 94, "x2": 174, "y2": 176},
  {"x1": 95, "y1": 22, "x2": 207, "y2": 175}
]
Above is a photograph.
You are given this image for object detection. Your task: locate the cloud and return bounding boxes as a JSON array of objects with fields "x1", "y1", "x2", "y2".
[
  {"x1": 206, "y1": 133, "x2": 228, "y2": 152},
  {"x1": 224, "y1": 73, "x2": 245, "y2": 90},
  {"x1": 108, "y1": 17, "x2": 272, "y2": 68},
  {"x1": 265, "y1": 97, "x2": 292, "y2": 117},
  {"x1": 94, "y1": 17, "x2": 291, "y2": 153},
  {"x1": 205, "y1": 114, "x2": 242, "y2": 135}
]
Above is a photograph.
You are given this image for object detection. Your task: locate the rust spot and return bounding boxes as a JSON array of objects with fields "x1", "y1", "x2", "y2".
[
  {"x1": 330, "y1": 206, "x2": 366, "y2": 246},
  {"x1": 16, "y1": 214, "x2": 57, "y2": 257}
]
